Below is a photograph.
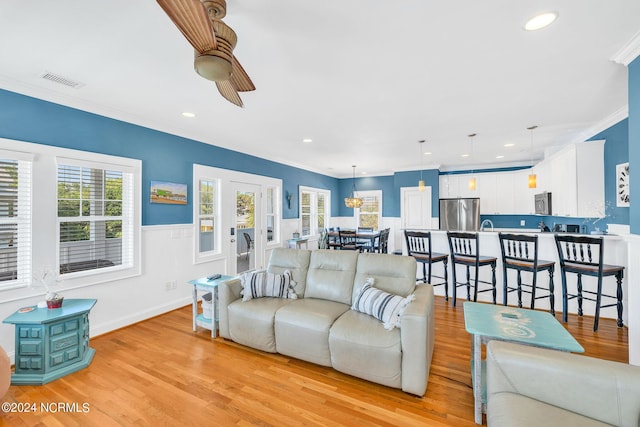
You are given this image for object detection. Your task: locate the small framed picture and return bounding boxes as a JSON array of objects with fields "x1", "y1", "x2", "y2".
[
  {"x1": 150, "y1": 181, "x2": 187, "y2": 205},
  {"x1": 616, "y1": 163, "x2": 629, "y2": 207}
]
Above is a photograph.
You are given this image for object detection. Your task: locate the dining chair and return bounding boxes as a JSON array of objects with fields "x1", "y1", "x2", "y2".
[
  {"x1": 447, "y1": 231, "x2": 497, "y2": 307},
  {"x1": 404, "y1": 231, "x2": 449, "y2": 300},
  {"x1": 328, "y1": 227, "x2": 342, "y2": 250},
  {"x1": 356, "y1": 227, "x2": 375, "y2": 251},
  {"x1": 554, "y1": 234, "x2": 624, "y2": 331},
  {"x1": 498, "y1": 233, "x2": 555, "y2": 314},
  {"x1": 338, "y1": 229, "x2": 361, "y2": 251}
]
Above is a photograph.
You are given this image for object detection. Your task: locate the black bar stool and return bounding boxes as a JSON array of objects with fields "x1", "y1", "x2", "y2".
[
  {"x1": 498, "y1": 233, "x2": 555, "y2": 315},
  {"x1": 447, "y1": 231, "x2": 497, "y2": 307},
  {"x1": 554, "y1": 234, "x2": 625, "y2": 332},
  {"x1": 404, "y1": 231, "x2": 449, "y2": 300}
]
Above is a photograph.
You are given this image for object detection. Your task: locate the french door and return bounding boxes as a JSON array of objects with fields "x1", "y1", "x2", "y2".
[{"x1": 231, "y1": 182, "x2": 261, "y2": 275}]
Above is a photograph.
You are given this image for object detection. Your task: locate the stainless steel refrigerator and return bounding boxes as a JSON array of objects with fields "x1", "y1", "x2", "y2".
[{"x1": 439, "y1": 198, "x2": 481, "y2": 231}]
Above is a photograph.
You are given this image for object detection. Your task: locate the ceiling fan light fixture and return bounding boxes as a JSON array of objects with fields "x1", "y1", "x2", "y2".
[
  {"x1": 524, "y1": 11, "x2": 558, "y2": 31},
  {"x1": 194, "y1": 53, "x2": 233, "y2": 82}
]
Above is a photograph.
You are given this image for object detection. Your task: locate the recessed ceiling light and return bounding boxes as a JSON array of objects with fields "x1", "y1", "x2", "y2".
[
  {"x1": 181, "y1": 112, "x2": 196, "y2": 118},
  {"x1": 461, "y1": 154, "x2": 470, "y2": 158},
  {"x1": 504, "y1": 143, "x2": 515, "y2": 147},
  {"x1": 496, "y1": 155, "x2": 505, "y2": 159},
  {"x1": 302, "y1": 138, "x2": 313, "y2": 143},
  {"x1": 423, "y1": 151, "x2": 432, "y2": 155},
  {"x1": 524, "y1": 11, "x2": 558, "y2": 31}
]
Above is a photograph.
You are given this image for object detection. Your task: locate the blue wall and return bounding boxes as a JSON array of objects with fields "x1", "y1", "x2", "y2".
[
  {"x1": 0, "y1": 89, "x2": 339, "y2": 224},
  {"x1": 1, "y1": 88, "x2": 633, "y2": 231},
  {"x1": 588, "y1": 118, "x2": 629, "y2": 226},
  {"x1": 336, "y1": 169, "x2": 440, "y2": 218},
  {"x1": 630, "y1": 57, "x2": 640, "y2": 234}
]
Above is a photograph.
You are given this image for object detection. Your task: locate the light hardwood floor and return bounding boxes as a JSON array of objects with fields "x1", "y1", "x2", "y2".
[{"x1": 1, "y1": 298, "x2": 628, "y2": 426}]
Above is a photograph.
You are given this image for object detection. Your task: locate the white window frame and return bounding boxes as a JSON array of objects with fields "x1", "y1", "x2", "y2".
[
  {"x1": 354, "y1": 190, "x2": 382, "y2": 230},
  {"x1": 299, "y1": 186, "x2": 330, "y2": 238},
  {"x1": 266, "y1": 186, "x2": 280, "y2": 245},
  {"x1": 55, "y1": 155, "x2": 141, "y2": 284},
  {"x1": 0, "y1": 149, "x2": 33, "y2": 291},
  {"x1": 193, "y1": 167, "x2": 222, "y2": 263}
]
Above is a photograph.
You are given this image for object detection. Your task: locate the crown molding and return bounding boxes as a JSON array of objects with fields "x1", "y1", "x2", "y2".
[
  {"x1": 611, "y1": 30, "x2": 640, "y2": 66},
  {"x1": 570, "y1": 106, "x2": 629, "y2": 143}
]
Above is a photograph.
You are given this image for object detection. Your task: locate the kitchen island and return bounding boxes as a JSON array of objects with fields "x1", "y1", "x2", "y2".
[{"x1": 409, "y1": 230, "x2": 628, "y2": 325}]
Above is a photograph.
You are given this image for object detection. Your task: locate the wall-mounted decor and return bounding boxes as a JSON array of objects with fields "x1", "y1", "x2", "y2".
[
  {"x1": 150, "y1": 181, "x2": 187, "y2": 205},
  {"x1": 616, "y1": 162, "x2": 629, "y2": 207}
]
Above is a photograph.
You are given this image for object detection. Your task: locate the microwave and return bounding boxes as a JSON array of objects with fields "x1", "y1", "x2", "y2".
[{"x1": 534, "y1": 192, "x2": 552, "y2": 215}]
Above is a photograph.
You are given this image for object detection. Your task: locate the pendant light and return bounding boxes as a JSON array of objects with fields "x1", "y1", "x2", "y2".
[
  {"x1": 344, "y1": 165, "x2": 364, "y2": 208},
  {"x1": 527, "y1": 125, "x2": 538, "y2": 189},
  {"x1": 468, "y1": 133, "x2": 477, "y2": 191},
  {"x1": 418, "y1": 140, "x2": 425, "y2": 192}
]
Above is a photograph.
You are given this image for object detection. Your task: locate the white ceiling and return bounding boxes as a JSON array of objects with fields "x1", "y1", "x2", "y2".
[{"x1": 0, "y1": 1, "x2": 638, "y2": 178}]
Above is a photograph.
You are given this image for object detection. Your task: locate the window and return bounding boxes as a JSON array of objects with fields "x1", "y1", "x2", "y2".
[
  {"x1": 57, "y1": 160, "x2": 135, "y2": 276},
  {"x1": 266, "y1": 187, "x2": 278, "y2": 243},
  {"x1": 0, "y1": 152, "x2": 31, "y2": 290},
  {"x1": 198, "y1": 179, "x2": 217, "y2": 253},
  {"x1": 300, "y1": 186, "x2": 330, "y2": 237},
  {"x1": 355, "y1": 190, "x2": 382, "y2": 230}
]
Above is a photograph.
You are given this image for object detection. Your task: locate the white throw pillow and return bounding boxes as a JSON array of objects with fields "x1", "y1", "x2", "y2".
[
  {"x1": 241, "y1": 270, "x2": 297, "y2": 302},
  {"x1": 351, "y1": 278, "x2": 415, "y2": 330}
]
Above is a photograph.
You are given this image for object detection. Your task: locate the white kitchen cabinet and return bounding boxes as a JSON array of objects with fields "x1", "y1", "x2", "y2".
[
  {"x1": 439, "y1": 174, "x2": 460, "y2": 198},
  {"x1": 513, "y1": 170, "x2": 535, "y2": 214},
  {"x1": 551, "y1": 146, "x2": 578, "y2": 216},
  {"x1": 477, "y1": 174, "x2": 497, "y2": 214},
  {"x1": 534, "y1": 140, "x2": 604, "y2": 218}
]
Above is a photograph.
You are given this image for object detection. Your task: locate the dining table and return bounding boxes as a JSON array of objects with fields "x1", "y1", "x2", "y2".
[{"x1": 327, "y1": 229, "x2": 381, "y2": 252}]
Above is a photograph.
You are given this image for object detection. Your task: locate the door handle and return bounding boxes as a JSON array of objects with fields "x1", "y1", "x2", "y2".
[{"x1": 230, "y1": 239, "x2": 236, "y2": 243}]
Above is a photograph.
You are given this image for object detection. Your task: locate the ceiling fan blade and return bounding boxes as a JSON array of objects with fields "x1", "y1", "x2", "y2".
[
  {"x1": 231, "y1": 56, "x2": 255, "y2": 92},
  {"x1": 157, "y1": 0, "x2": 217, "y2": 53},
  {"x1": 216, "y1": 80, "x2": 244, "y2": 107}
]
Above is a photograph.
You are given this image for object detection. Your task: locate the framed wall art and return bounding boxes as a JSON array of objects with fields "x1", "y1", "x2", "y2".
[
  {"x1": 150, "y1": 181, "x2": 187, "y2": 205},
  {"x1": 616, "y1": 162, "x2": 629, "y2": 207}
]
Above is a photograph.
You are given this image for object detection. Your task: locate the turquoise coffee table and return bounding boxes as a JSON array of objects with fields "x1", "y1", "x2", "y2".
[{"x1": 463, "y1": 302, "x2": 584, "y2": 424}]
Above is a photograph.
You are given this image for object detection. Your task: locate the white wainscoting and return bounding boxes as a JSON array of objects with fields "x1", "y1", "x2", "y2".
[{"x1": 0, "y1": 224, "x2": 225, "y2": 362}]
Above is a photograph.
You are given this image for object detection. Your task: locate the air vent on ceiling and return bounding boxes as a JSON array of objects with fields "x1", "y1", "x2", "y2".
[{"x1": 39, "y1": 71, "x2": 85, "y2": 89}]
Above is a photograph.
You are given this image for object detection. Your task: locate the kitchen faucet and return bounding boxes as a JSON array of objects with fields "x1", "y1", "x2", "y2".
[{"x1": 480, "y1": 219, "x2": 494, "y2": 231}]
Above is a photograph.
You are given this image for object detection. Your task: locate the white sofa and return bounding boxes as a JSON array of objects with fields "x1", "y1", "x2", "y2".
[
  {"x1": 487, "y1": 341, "x2": 640, "y2": 427},
  {"x1": 218, "y1": 248, "x2": 435, "y2": 396}
]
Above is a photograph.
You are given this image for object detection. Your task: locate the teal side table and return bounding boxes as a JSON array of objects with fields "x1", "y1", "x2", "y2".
[
  {"x1": 3, "y1": 299, "x2": 97, "y2": 385},
  {"x1": 188, "y1": 276, "x2": 234, "y2": 338}
]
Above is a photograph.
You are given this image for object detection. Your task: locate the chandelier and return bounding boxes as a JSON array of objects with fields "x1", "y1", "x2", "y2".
[{"x1": 344, "y1": 165, "x2": 363, "y2": 208}]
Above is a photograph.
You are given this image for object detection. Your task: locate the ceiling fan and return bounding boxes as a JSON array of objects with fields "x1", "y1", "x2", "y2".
[{"x1": 156, "y1": 0, "x2": 255, "y2": 107}]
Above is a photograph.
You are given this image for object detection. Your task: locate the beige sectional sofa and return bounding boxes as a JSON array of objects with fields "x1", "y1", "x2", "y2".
[
  {"x1": 218, "y1": 248, "x2": 435, "y2": 396},
  {"x1": 487, "y1": 341, "x2": 640, "y2": 427}
]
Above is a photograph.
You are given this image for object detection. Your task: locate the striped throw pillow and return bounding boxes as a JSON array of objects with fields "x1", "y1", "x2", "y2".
[
  {"x1": 241, "y1": 270, "x2": 297, "y2": 301},
  {"x1": 351, "y1": 278, "x2": 415, "y2": 330}
]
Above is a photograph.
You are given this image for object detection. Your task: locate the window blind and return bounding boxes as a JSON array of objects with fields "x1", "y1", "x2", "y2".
[
  {"x1": 0, "y1": 158, "x2": 31, "y2": 289},
  {"x1": 57, "y1": 163, "x2": 133, "y2": 275}
]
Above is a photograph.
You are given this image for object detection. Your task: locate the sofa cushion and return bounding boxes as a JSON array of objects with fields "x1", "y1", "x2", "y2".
[
  {"x1": 329, "y1": 309, "x2": 402, "y2": 388},
  {"x1": 227, "y1": 298, "x2": 293, "y2": 353},
  {"x1": 267, "y1": 248, "x2": 311, "y2": 297},
  {"x1": 305, "y1": 250, "x2": 358, "y2": 304},
  {"x1": 351, "y1": 279, "x2": 415, "y2": 330},
  {"x1": 274, "y1": 298, "x2": 350, "y2": 366},
  {"x1": 488, "y1": 393, "x2": 611, "y2": 427},
  {"x1": 241, "y1": 270, "x2": 297, "y2": 301},
  {"x1": 353, "y1": 253, "x2": 417, "y2": 301}
]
